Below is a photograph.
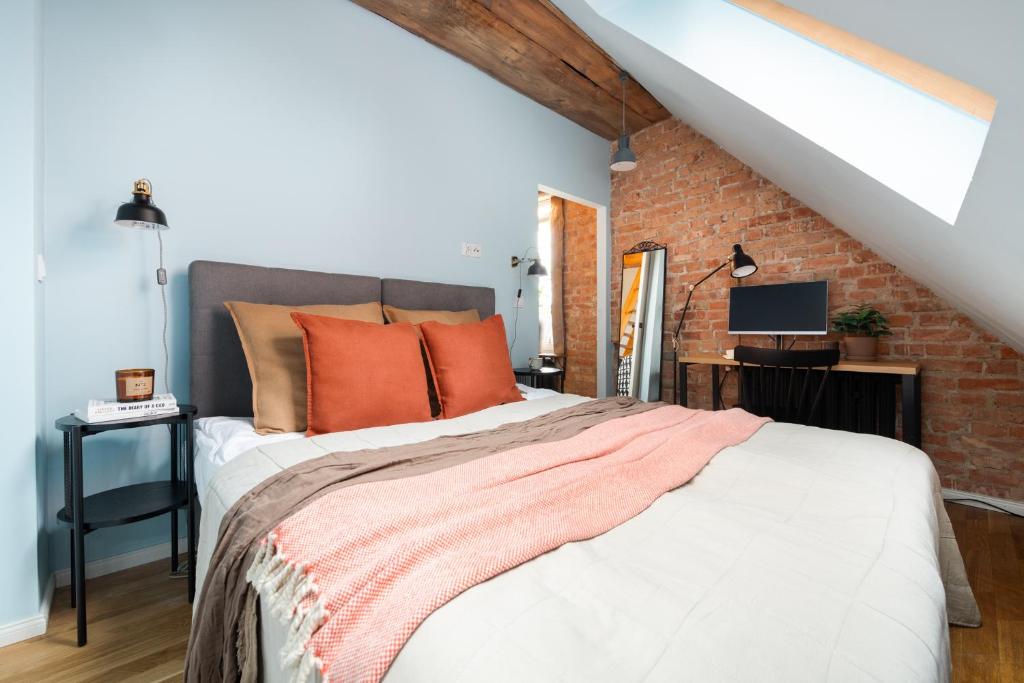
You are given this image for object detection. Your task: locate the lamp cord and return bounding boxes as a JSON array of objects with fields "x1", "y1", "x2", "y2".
[
  {"x1": 157, "y1": 231, "x2": 170, "y2": 395},
  {"x1": 509, "y1": 246, "x2": 543, "y2": 355},
  {"x1": 620, "y1": 72, "x2": 627, "y2": 136},
  {"x1": 509, "y1": 260, "x2": 524, "y2": 354}
]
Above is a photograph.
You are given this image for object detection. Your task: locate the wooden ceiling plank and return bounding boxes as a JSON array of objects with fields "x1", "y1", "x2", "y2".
[
  {"x1": 533, "y1": 0, "x2": 673, "y2": 123},
  {"x1": 350, "y1": 0, "x2": 662, "y2": 139},
  {"x1": 483, "y1": 0, "x2": 671, "y2": 124}
]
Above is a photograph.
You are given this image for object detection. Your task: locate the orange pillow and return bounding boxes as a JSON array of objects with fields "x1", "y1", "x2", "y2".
[
  {"x1": 382, "y1": 306, "x2": 480, "y2": 417},
  {"x1": 420, "y1": 315, "x2": 524, "y2": 419},
  {"x1": 290, "y1": 313, "x2": 433, "y2": 436}
]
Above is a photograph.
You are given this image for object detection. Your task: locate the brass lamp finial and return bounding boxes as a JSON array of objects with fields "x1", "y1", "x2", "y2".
[{"x1": 132, "y1": 178, "x2": 153, "y2": 197}]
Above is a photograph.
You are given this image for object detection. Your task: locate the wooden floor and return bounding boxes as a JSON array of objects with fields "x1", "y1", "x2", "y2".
[
  {"x1": 0, "y1": 557, "x2": 191, "y2": 682},
  {"x1": 948, "y1": 503, "x2": 1024, "y2": 682},
  {"x1": 0, "y1": 503, "x2": 1021, "y2": 682}
]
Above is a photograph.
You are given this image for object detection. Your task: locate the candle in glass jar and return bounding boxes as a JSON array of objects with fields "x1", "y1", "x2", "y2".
[{"x1": 115, "y1": 368, "x2": 155, "y2": 402}]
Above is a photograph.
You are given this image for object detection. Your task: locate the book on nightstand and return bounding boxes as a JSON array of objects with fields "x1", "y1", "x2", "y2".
[{"x1": 74, "y1": 394, "x2": 178, "y2": 423}]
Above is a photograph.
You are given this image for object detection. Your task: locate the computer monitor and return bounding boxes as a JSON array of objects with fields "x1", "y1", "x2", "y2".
[{"x1": 728, "y1": 281, "x2": 829, "y2": 335}]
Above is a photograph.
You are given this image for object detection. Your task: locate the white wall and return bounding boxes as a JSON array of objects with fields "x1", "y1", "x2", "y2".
[
  {"x1": 40, "y1": 0, "x2": 611, "y2": 572},
  {"x1": 0, "y1": 0, "x2": 45, "y2": 629}
]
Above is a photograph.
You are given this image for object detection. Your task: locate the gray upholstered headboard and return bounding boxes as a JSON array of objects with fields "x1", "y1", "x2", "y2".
[{"x1": 189, "y1": 260, "x2": 495, "y2": 418}]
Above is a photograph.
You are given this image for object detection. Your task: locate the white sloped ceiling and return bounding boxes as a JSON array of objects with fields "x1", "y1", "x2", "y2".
[{"x1": 555, "y1": 0, "x2": 1024, "y2": 351}]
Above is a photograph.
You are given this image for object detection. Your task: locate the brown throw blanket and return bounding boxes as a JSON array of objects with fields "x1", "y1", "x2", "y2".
[{"x1": 185, "y1": 397, "x2": 660, "y2": 682}]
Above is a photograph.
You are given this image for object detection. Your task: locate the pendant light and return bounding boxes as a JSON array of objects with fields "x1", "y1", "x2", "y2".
[{"x1": 610, "y1": 71, "x2": 637, "y2": 172}]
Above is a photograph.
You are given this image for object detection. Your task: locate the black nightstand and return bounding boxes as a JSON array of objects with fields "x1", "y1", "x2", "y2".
[
  {"x1": 513, "y1": 367, "x2": 564, "y2": 393},
  {"x1": 55, "y1": 405, "x2": 197, "y2": 646}
]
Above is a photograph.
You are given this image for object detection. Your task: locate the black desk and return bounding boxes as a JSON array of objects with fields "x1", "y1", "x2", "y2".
[
  {"x1": 55, "y1": 405, "x2": 197, "y2": 646},
  {"x1": 677, "y1": 354, "x2": 922, "y2": 448}
]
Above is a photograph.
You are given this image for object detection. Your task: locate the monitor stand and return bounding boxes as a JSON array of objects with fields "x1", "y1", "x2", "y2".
[{"x1": 774, "y1": 335, "x2": 784, "y2": 350}]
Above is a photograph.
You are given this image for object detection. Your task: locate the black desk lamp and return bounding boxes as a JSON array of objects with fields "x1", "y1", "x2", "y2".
[{"x1": 672, "y1": 244, "x2": 757, "y2": 400}]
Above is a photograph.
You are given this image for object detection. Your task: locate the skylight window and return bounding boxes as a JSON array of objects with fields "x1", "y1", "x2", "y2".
[{"x1": 587, "y1": 0, "x2": 995, "y2": 225}]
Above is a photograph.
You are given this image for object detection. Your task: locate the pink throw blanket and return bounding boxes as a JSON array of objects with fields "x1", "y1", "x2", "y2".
[{"x1": 246, "y1": 405, "x2": 769, "y2": 682}]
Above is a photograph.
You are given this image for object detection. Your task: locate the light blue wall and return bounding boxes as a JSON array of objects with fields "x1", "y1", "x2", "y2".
[
  {"x1": 0, "y1": 0, "x2": 45, "y2": 625},
  {"x1": 32, "y1": 0, "x2": 49, "y2": 609},
  {"x1": 41, "y1": 0, "x2": 610, "y2": 571}
]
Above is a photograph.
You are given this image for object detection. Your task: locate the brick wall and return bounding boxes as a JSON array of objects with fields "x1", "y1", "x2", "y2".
[
  {"x1": 562, "y1": 199, "x2": 598, "y2": 397},
  {"x1": 609, "y1": 118, "x2": 1024, "y2": 501}
]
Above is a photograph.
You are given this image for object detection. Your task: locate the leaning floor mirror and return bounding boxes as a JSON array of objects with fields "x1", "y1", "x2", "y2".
[{"x1": 617, "y1": 241, "x2": 666, "y2": 401}]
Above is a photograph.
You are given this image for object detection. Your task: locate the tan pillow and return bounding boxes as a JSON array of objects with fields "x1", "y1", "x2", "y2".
[
  {"x1": 382, "y1": 305, "x2": 480, "y2": 327},
  {"x1": 225, "y1": 301, "x2": 384, "y2": 434}
]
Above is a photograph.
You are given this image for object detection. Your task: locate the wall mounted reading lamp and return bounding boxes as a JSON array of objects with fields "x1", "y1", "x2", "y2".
[
  {"x1": 508, "y1": 250, "x2": 548, "y2": 353},
  {"x1": 510, "y1": 254, "x2": 548, "y2": 276},
  {"x1": 114, "y1": 178, "x2": 172, "y2": 394}
]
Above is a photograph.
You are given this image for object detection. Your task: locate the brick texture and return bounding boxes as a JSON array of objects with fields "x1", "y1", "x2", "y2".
[
  {"x1": 562, "y1": 200, "x2": 598, "y2": 397},
  {"x1": 608, "y1": 118, "x2": 1024, "y2": 501}
]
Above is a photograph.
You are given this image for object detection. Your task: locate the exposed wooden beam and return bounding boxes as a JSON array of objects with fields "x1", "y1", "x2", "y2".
[
  {"x1": 349, "y1": 0, "x2": 671, "y2": 139},
  {"x1": 730, "y1": 0, "x2": 996, "y2": 122},
  {"x1": 484, "y1": 0, "x2": 671, "y2": 124}
]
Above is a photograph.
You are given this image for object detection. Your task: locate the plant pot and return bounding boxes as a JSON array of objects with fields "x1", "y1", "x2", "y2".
[{"x1": 844, "y1": 335, "x2": 878, "y2": 361}]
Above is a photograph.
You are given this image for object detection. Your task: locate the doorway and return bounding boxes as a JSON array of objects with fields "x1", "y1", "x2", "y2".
[{"x1": 536, "y1": 187, "x2": 608, "y2": 397}]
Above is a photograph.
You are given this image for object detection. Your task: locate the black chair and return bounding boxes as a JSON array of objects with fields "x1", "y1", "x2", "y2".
[{"x1": 734, "y1": 346, "x2": 841, "y2": 426}]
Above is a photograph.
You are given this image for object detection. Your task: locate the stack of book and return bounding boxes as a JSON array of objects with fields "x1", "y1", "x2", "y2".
[{"x1": 75, "y1": 394, "x2": 178, "y2": 423}]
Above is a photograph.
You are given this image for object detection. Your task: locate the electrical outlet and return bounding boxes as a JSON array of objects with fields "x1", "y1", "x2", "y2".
[{"x1": 461, "y1": 242, "x2": 482, "y2": 258}]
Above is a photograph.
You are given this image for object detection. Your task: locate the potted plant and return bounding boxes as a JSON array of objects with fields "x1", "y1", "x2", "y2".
[{"x1": 831, "y1": 304, "x2": 892, "y2": 361}]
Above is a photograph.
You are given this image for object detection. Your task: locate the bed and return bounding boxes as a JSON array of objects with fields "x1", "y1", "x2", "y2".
[{"x1": 186, "y1": 260, "x2": 978, "y2": 683}]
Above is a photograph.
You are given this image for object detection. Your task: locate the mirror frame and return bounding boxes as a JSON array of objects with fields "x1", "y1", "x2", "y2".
[{"x1": 617, "y1": 240, "x2": 667, "y2": 401}]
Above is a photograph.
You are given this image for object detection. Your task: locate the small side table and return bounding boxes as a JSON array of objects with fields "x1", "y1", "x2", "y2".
[
  {"x1": 513, "y1": 367, "x2": 564, "y2": 393},
  {"x1": 55, "y1": 405, "x2": 197, "y2": 646}
]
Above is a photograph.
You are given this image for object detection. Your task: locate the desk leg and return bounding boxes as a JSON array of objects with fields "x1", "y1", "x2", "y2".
[
  {"x1": 170, "y1": 422, "x2": 179, "y2": 573},
  {"x1": 677, "y1": 363, "x2": 689, "y2": 407},
  {"x1": 71, "y1": 428, "x2": 87, "y2": 646},
  {"x1": 186, "y1": 413, "x2": 196, "y2": 603},
  {"x1": 711, "y1": 365, "x2": 721, "y2": 411},
  {"x1": 902, "y1": 373, "x2": 922, "y2": 449}
]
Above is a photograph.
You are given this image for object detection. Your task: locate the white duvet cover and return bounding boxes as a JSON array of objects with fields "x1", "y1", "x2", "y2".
[
  {"x1": 195, "y1": 395, "x2": 954, "y2": 683},
  {"x1": 193, "y1": 384, "x2": 561, "y2": 502}
]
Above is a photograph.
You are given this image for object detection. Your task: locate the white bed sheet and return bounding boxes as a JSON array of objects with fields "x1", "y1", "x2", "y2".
[
  {"x1": 195, "y1": 396, "x2": 953, "y2": 683},
  {"x1": 194, "y1": 417, "x2": 302, "y2": 501},
  {"x1": 193, "y1": 384, "x2": 560, "y2": 503}
]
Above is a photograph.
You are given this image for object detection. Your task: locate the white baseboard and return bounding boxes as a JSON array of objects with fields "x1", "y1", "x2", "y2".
[
  {"x1": 0, "y1": 575, "x2": 54, "y2": 649},
  {"x1": 55, "y1": 536, "x2": 189, "y2": 588},
  {"x1": 0, "y1": 537, "x2": 187, "y2": 649},
  {"x1": 943, "y1": 488, "x2": 1024, "y2": 517}
]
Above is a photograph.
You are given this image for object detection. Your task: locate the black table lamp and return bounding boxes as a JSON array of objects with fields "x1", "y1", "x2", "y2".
[{"x1": 672, "y1": 244, "x2": 757, "y2": 396}]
